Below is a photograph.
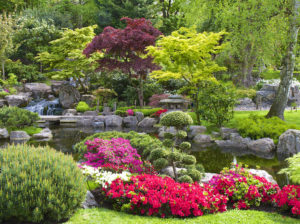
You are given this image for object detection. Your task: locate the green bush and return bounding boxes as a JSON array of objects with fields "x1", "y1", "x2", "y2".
[
  {"x1": 178, "y1": 175, "x2": 193, "y2": 183},
  {"x1": 115, "y1": 110, "x2": 128, "y2": 117},
  {"x1": 160, "y1": 111, "x2": 193, "y2": 129},
  {"x1": 279, "y1": 152, "x2": 300, "y2": 184},
  {"x1": 0, "y1": 91, "x2": 9, "y2": 98},
  {"x1": 176, "y1": 130, "x2": 187, "y2": 139},
  {"x1": 0, "y1": 107, "x2": 39, "y2": 130},
  {"x1": 197, "y1": 81, "x2": 236, "y2": 127},
  {"x1": 187, "y1": 169, "x2": 202, "y2": 182},
  {"x1": 149, "y1": 148, "x2": 168, "y2": 161},
  {"x1": 0, "y1": 144, "x2": 86, "y2": 223},
  {"x1": 182, "y1": 155, "x2": 196, "y2": 165},
  {"x1": 163, "y1": 139, "x2": 174, "y2": 147},
  {"x1": 168, "y1": 152, "x2": 183, "y2": 162},
  {"x1": 179, "y1": 142, "x2": 191, "y2": 151},
  {"x1": 236, "y1": 89, "x2": 257, "y2": 100},
  {"x1": 76, "y1": 101, "x2": 91, "y2": 112},
  {"x1": 235, "y1": 114, "x2": 296, "y2": 144},
  {"x1": 153, "y1": 158, "x2": 169, "y2": 170},
  {"x1": 164, "y1": 132, "x2": 174, "y2": 139},
  {"x1": 133, "y1": 108, "x2": 162, "y2": 116}
]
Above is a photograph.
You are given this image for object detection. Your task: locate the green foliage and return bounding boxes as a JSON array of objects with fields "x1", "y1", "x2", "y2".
[
  {"x1": 197, "y1": 81, "x2": 237, "y2": 127},
  {"x1": 260, "y1": 69, "x2": 281, "y2": 80},
  {"x1": 5, "y1": 59, "x2": 41, "y2": 82},
  {"x1": 149, "y1": 148, "x2": 168, "y2": 161},
  {"x1": 236, "y1": 89, "x2": 257, "y2": 100},
  {"x1": 21, "y1": 126, "x2": 42, "y2": 135},
  {"x1": 279, "y1": 153, "x2": 300, "y2": 184},
  {"x1": 76, "y1": 101, "x2": 91, "y2": 113},
  {"x1": 115, "y1": 110, "x2": 128, "y2": 117},
  {"x1": 179, "y1": 142, "x2": 191, "y2": 151},
  {"x1": 235, "y1": 114, "x2": 296, "y2": 144},
  {"x1": 153, "y1": 158, "x2": 169, "y2": 170},
  {"x1": 176, "y1": 130, "x2": 187, "y2": 139},
  {"x1": 195, "y1": 164, "x2": 205, "y2": 173},
  {"x1": 163, "y1": 132, "x2": 174, "y2": 139},
  {"x1": 0, "y1": 144, "x2": 86, "y2": 223},
  {"x1": 187, "y1": 169, "x2": 202, "y2": 182},
  {"x1": 182, "y1": 155, "x2": 196, "y2": 165},
  {"x1": 163, "y1": 139, "x2": 174, "y2": 148},
  {"x1": 36, "y1": 25, "x2": 100, "y2": 92},
  {"x1": 178, "y1": 175, "x2": 193, "y2": 184},
  {"x1": 167, "y1": 152, "x2": 183, "y2": 162},
  {"x1": 160, "y1": 111, "x2": 193, "y2": 129},
  {"x1": 0, "y1": 107, "x2": 39, "y2": 130}
]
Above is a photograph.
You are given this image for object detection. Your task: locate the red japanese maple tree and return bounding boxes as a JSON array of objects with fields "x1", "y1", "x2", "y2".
[{"x1": 84, "y1": 17, "x2": 162, "y2": 107}]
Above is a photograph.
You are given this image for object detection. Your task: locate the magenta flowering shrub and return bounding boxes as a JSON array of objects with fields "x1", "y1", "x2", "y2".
[
  {"x1": 103, "y1": 174, "x2": 228, "y2": 218},
  {"x1": 273, "y1": 185, "x2": 300, "y2": 216},
  {"x1": 209, "y1": 165, "x2": 279, "y2": 209},
  {"x1": 127, "y1": 109, "x2": 134, "y2": 116},
  {"x1": 83, "y1": 138, "x2": 144, "y2": 173}
]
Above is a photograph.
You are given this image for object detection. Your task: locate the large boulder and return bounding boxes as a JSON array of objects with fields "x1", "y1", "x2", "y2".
[
  {"x1": 105, "y1": 115, "x2": 123, "y2": 127},
  {"x1": 187, "y1": 125, "x2": 207, "y2": 139},
  {"x1": 24, "y1": 83, "x2": 52, "y2": 98},
  {"x1": 0, "y1": 128, "x2": 9, "y2": 139},
  {"x1": 215, "y1": 135, "x2": 250, "y2": 153},
  {"x1": 235, "y1": 97, "x2": 256, "y2": 109},
  {"x1": 193, "y1": 134, "x2": 213, "y2": 149},
  {"x1": 82, "y1": 191, "x2": 99, "y2": 209},
  {"x1": 138, "y1": 117, "x2": 157, "y2": 128},
  {"x1": 135, "y1": 112, "x2": 144, "y2": 122},
  {"x1": 249, "y1": 169, "x2": 277, "y2": 184},
  {"x1": 247, "y1": 138, "x2": 275, "y2": 159},
  {"x1": 220, "y1": 127, "x2": 238, "y2": 140},
  {"x1": 32, "y1": 128, "x2": 53, "y2": 141},
  {"x1": 123, "y1": 116, "x2": 138, "y2": 127},
  {"x1": 81, "y1": 95, "x2": 96, "y2": 107},
  {"x1": 59, "y1": 84, "x2": 81, "y2": 109},
  {"x1": 62, "y1": 109, "x2": 77, "y2": 116},
  {"x1": 51, "y1": 81, "x2": 64, "y2": 96},
  {"x1": 200, "y1": 173, "x2": 218, "y2": 184},
  {"x1": 83, "y1": 111, "x2": 98, "y2": 116},
  {"x1": 277, "y1": 129, "x2": 300, "y2": 160},
  {"x1": 10, "y1": 131, "x2": 30, "y2": 141},
  {"x1": 5, "y1": 94, "x2": 30, "y2": 107}
]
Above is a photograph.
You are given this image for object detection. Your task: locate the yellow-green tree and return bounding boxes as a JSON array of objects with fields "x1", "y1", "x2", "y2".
[
  {"x1": 36, "y1": 25, "x2": 101, "y2": 92},
  {"x1": 147, "y1": 27, "x2": 226, "y2": 123}
]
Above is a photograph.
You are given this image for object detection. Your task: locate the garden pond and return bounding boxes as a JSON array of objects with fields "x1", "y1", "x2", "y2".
[{"x1": 0, "y1": 124, "x2": 288, "y2": 186}]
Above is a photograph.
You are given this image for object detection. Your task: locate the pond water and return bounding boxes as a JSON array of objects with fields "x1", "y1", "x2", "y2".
[{"x1": 1, "y1": 124, "x2": 288, "y2": 186}]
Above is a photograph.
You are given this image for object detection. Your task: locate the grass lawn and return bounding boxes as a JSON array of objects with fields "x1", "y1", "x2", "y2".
[
  {"x1": 66, "y1": 208, "x2": 300, "y2": 224},
  {"x1": 188, "y1": 110, "x2": 300, "y2": 130}
]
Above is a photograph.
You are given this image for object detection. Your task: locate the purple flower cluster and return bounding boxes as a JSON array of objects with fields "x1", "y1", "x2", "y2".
[{"x1": 84, "y1": 138, "x2": 143, "y2": 173}]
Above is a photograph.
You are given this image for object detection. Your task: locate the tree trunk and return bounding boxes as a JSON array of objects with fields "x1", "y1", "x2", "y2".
[
  {"x1": 138, "y1": 75, "x2": 144, "y2": 108},
  {"x1": 267, "y1": 0, "x2": 299, "y2": 119},
  {"x1": 240, "y1": 44, "x2": 256, "y2": 87},
  {"x1": 1, "y1": 60, "x2": 5, "y2": 80}
]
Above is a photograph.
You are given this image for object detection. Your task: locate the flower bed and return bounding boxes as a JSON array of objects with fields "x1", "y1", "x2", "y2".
[
  {"x1": 103, "y1": 174, "x2": 228, "y2": 218},
  {"x1": 209, "y1": 165, "x2": 279, "y2": 209},
  {"x1": 273, "y1": 185, "x2": 300, "y2": 216}
]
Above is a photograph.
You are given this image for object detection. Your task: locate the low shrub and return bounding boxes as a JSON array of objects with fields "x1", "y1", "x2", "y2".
[
  {"x1": 279, "y1": 153, "x2": 300, "y2": 184},
  {"x1": 115, "y1": 109, "x2": 128, "y2": 117},
  {"x1": 236, "y1": 89, "x2": 257, "y2": 100},
  {"x1": 234, "y1": 114, "x2": 296, "y2": 144},
  {"x1": 209, "y1": 165, "x2": 279, "y2": 209},
  {"x1": 76, "y1": 101, "x2": 91, "y2": 112},
  {"x1": 103, "y1": 174, "x2": 228, "y2": 217},
  {"x1": 273, "y1": 185, "x2": 300, "y2": 216},
  {"x1": 0, "y1": 144, "x2": 86, "y2": 223},
  {"x1": 0, "y1": 106, "x2": 39, "y2": 130},
  {"x1": 160, "y1": 111, "x2": 193, "y2": 129}
]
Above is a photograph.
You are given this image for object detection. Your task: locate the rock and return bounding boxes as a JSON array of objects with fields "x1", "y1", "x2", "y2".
[
  {"x1": 94, "y1": 116, "x2": 105, "y2": 123},
  {"x1": 138, "y1": 117, "x2": 157, "y2": 128},
  {"x1": 24, "y1": 83, "x2": 52, "y2": 98},
  {"x1": 247, "y1": 138, "x2": 275, "y2": 159},
  {"x1": 10, "y1": 131, "x2": 30, "y2": 141},
  {"x1": 102, "y1": 107, "x2": 113, "y2": 116},
  {"x1": 51, "y1": 81, "x2": 64, "y2": 96},
  {"x1": 82, "y1": 191, "x2": 99, "y2": 209},
  {"x1": 123, "y1": 116, "x2": 138, "y2": 127},
  {"x1": 63, "y1": 109, "x2": 77, "y2": 116},
  {"x1": 81, "y1": 95, "x2": 96, "y2": 107},
  {"x1": 32, "y1": 128, "x2": 53, "y2": 141},
  {"x1": 83, "y1": 111, "x2": 98, "y2": 116},
  {"x1": 187, "y1": 125, "x2": 207, "y2": 139},
  {"x1": 193, "y1": 134, "x2": 212, "y2": 144},
  {"x1": 0, "y1": 128, "x2": 9, "y2": 139},
  {"x1": 59, "y1": 84, "x2": 81, "y2": 109},
  {"x1": 5, "y1": 94, "x2": 30, "y2": 107},
  {"x1": 135, "y1": 112, "x2": 144, "y2": 122},
  {"x1": 220, "y1": 127, "x2": 238, "y2": 140},
  {"x1": 77, "y1": 118, "x2": 94, "y2": 127},
  {"x1": 105, "y1": 115, "x2": 123, "y2": 127},
  {"x1": 158, "y1": 126, "x2": 176, "y2": 138},
  {"x1": 277, "y1": 129, "x2": 300, "y2": 160},
  {"x1": 211, "y1": 131, "x2": 221, "y2": 138},
  {"x1": 160, "y1": 166, "x2": 186, "y2": 179},
  {"x1": 236, "y1": 97, "x2": 256, "y2": 108},
  {"x1": 216, "y1": 136, "x2": 250, "y2": 154},
  {"x1": 200, "y1": 173, "x2": 218, "y2": 184},
  {"x1": 249, "y1": 169, "x2": 277, "y2": 184},
  {"x1": 0, "y1": 99, "x2": 7, "y2": 108},
  {"x1": 93, "y1": 121, "x2": 104, "y2": 128},
  {"x1": 48, "y1": 94, "x2": 55, "y2": 101}
]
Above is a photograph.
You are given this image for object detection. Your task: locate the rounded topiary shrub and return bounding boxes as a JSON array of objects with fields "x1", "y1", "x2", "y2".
[
  {"x1": 153, "y1": 158, "x2": 169, "y2": 170},
  {"x1": 178, "y1": 175, "x2": 193, "y2": 183},
  {"x1": 76, "y1": 101, "x2": 90, "y2": 112},
  {"x1": 160, "y1": 111, "x2": 193, "y2": 129},
  {"x1": 0, "y1": 144, "x2": 86, "y2": 223}
]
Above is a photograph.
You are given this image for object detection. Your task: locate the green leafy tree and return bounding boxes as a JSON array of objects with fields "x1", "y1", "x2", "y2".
[
  {"x1": 12, "y1": 16, "x2": 61, "y2": 66},
  {"x1": 36, "y1": 25, "x2": 101, "y2": 92},
  {"x1": 147, "y1": 27, "x2": 226, "y2": 123},
  {"x1": 279, "y1": 152, "x2": 300, "y2": 184},
  {"x1": 181, "y1": 0, "x2": 287, "y2": 86},
  {"x1": 0, "y1": 13, "x2": 15, "y2": 80}
]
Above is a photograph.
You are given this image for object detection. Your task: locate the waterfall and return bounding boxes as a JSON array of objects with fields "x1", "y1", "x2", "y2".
[{"x1": 25, "y1": 99, "x2": 63, "y2": 115}]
